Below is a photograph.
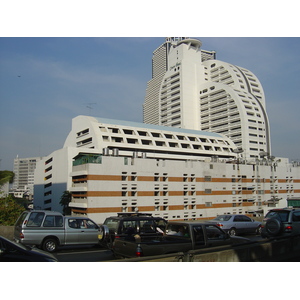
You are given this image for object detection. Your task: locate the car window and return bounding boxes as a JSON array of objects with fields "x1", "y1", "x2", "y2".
[
  {"x1": 120, "y1": 220, "x2": 138, "y2": 234},
  {"x1": 104, "y1": 218, "x2": 119, "y2": 231},
  {"x1": 241, "y1": 216, "x2": 251, "y2": 222},
  {"x1": 292, "y1": 212, "x2": 300, "y2": 222},
  {"x1": 43, "y1": 215, "x2": 63, "y2": 227},
  {"x1": 266, "y1": 211, "x2": 289, "y2": 222},
  {"x1": 214, "y1": 215, "x2": 231, "y2": 221},
  {"x1": 0, "y1": 239, "x2": 21, "y2": 255},
  {"x1": 78, "y1": 219, "x2": 98, "y2": 229},
  {"x1": 15, "y1": 212, "x2": 28, "y2": 226},
  {"x1": 233, "y1": 216, "x2": 242, "y2": 222},
  {"x1": 156, "y1": 219, "x2": 167, "y2": 232},
  {"x1": 193, "y1": 226, "x2": 205, "y2": 244},
  {"x1": 27, "y1": 212, "x2": 45, "y2": 227},
  {"x1": 68, "y1": 219, "x2": 79, "y2": 228},
  {"x1": 205, "y1": 225, "x2": 225, "y2": 240},
  {"x1": 139, "y1": 220, "x2": 157, "y2": 234},
  {"x1": 166, "y1": 224, "x2": 190, "y2": 237}
]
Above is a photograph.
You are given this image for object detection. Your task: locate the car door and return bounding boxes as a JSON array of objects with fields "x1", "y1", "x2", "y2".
[
  {"x1": 241, "y1": 215, "x2": 256, "y2": 233},
  {"x1": 204, "y1": 225, "x2": 231, "y2": 247},
  {"x1": 232, "y1": 215, "x2": 244, "y2": 234},
  {"x1": 65, "y1": 218, "x2": 80, "y2": 244},
  {"x1": 77, "y1": 218, "x2": 99, "y2": 244}
]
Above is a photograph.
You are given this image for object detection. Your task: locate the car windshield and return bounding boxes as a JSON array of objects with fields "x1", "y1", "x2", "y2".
[
  {"x1": 0, "y1": 237, "x2": 30, "y2": 251},
  {"x1": 266, "y1": 210, "x2": 289, "y2": 222},
  {"x1": 104, "y1": 218, "x2": 120, "y2": 231},
  {"x1": 214, "y1": 215, "x2": 231, "y2": 221}
]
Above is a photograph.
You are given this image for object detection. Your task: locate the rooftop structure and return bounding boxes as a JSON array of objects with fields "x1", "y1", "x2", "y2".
[{"x1": 63, "y1": 115, "x2": 237, "y2": 160}]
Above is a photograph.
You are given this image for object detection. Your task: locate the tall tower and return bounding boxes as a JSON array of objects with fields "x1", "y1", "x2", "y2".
[{"x1": 143, "y1": 37, "x2": 270, "y2": 159}]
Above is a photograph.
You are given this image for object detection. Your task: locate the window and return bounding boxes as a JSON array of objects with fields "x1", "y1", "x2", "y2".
[
  {"x1": 139, "y1": 220, "x2": 157, "y2": 234},
  {"x1": 205, "y1": 225, "x2": 226, "y2": 240},
  {"x1": 193, "y1": 226, "x2": 205, "y2": 245},
  {"x1": 27, "y1": 212, "x2": 45, "y2": 227},
  {"x1": 204, "y1": 176, "x2": 212, "y2": 182},
  {"x1": 292, "y1": 212, "x2": 300, "y2": 222},
  {"x1": 43, "y1": 215, "x2": 63, "y2": 227},
  {"x1": 120, "y1": 220, "x2": 138, "y2": 234}
]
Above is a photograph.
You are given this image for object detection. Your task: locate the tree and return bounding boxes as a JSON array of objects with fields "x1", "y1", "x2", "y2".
[
  {"x1": 59, "y1": 191, "x2": 72, "y2": 215},
  {"x1": 0, "y1": 170, "x2": 14, "y2": 187},
  {"x1": 0, "y1": 194, "x2": 25, "y2": 225}
]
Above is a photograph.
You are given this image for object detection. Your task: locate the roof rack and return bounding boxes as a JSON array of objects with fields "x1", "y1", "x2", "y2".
[{"x1": 117, "y1": 213, "x2": 153, "y2": 218}]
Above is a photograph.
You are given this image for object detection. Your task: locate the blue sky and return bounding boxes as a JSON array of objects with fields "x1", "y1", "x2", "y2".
[{"x1": 0, "y1": 37, "x2": 299, "y2": 170}]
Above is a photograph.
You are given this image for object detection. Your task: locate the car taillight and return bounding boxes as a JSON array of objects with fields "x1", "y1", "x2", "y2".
[
  {"x1": 216, "y1": 223, "x2": 223, "y2": 227},
  {"x1": 115, "y1": 235, "x2": 120, "y2": 239},
  {"x1": 285, "y1": 225, "x2": 292, "y2": 232},
  {"x1": 136, "y1": 244, "x2": 143, "y2": 257},
  {"x1": 20, "y1": 233, "x2": 24, "y2": 239}
]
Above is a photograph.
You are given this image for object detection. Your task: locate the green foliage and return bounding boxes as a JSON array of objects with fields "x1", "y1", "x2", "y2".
[
  {"x1": 59, "y1": 191, "x2": 72, "y2": 215},
  {"x1": 0, "y1": 194, "x2": 26, "y2": 226},
  {"x1": 0, "y1": 170, "x2": 15, "y2": 187}
]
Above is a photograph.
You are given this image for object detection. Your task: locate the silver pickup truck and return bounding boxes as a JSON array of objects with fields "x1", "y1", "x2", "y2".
[{"x1": 14, "y1": 210, "x2": 100, "y2": 252}]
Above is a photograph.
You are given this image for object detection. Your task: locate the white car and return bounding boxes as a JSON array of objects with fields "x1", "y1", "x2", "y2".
[{"x1": 207, "y1": 214, "x2": 262, "y2": 236}]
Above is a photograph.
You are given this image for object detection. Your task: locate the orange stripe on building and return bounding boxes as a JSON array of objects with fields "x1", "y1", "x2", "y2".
[
  {"x1": 137, "y1": 191, "x2": 155, "y2": 196},
  {"x1": 169, "y1": 205, "x2": 185, "y2": 210},
  {"x1": 86, "y1": 191, "x2": 123, "y2": 197},
  {"x1": 168, "y1": 177, "x2": 184, "y2": 182},
  {"x1": 87, "y1": 175, "x2": 122, "y2": 181},
  {"x1": 137, "y1": 176, "x2": 155, "y2": 181}
]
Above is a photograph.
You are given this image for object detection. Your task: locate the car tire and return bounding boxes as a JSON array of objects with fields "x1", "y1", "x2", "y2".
[
  {"x1": 98, "y1": 225, "x2": 110, "y2": 241},
  {"x1": 42, "y1": 238, "x2": 58, "y2": 252},
  {"x1": 265, "y1": 218, "x2": 282, "y2": 236},
  {"x1": 228, "y1": 228, "x2": 237, "y2": 236}
]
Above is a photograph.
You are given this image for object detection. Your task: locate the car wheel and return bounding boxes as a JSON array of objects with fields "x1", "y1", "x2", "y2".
[
  {"x1": 265, "y1": 218, "x2": 282, "y2": 236},
  {"x1": 42, "y1": 238, "x2": 58, "y2": 252},
  {"x1": 255, "y1": 226, "x2": 262, "y2": 235},
  {"x1": 98, "y1": 225, "x2": 110, "y2": 242},
  {"x1": 228, "y1": 228, "x2": 237, "y2": 236}
]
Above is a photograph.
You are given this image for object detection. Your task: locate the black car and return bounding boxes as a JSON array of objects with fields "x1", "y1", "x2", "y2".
[
  {"x1": 261, "y1": 208, "x2": 300, "y2": 238},
  {"x1": 0, "y1": 236, "x2": 58, "y2": 262},
  {"x1": 98, "y1": 213, "x2": 167, "y2": 248}
]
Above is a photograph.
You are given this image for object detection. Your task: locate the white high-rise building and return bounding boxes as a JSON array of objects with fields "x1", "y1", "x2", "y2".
[
  {"x1": 13, "y1": 156, "x2": 43, "y2": 198},
  {"x1": 143, "y1": 37, "x2": 270, "y2": 160}
]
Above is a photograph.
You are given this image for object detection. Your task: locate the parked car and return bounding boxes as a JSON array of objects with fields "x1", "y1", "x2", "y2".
[
  {"x1": 98, "y1": 212, "x2": 167, "y2": 249},
  {"x1": 111, "y1": 221, "x2": 250, "y2": 258},
  {"x1": 207, "y1": 214, "x2": 262, "y2": 236},
  {"x1": 261, "y1": 208, "x2": 300, "y2": 238},
  {"x1": 14, "y1": 210, "x2": 100, "y2": 252},
  {"x1": 0, "y1": 236, "x2": 57, "y2": 262}
]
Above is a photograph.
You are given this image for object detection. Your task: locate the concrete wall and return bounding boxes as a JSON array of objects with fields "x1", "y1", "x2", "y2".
[{"x1": 0, "y1": 226, "x2": 14, "y2": 240}]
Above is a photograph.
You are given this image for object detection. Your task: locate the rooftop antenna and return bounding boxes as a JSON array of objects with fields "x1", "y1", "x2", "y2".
[{"x1": 84, "y1": 103, "x2": 97, "y2": 115}]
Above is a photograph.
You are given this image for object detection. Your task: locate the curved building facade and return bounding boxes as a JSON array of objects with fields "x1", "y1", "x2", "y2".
[{"x1": 143, "y1": 37, "x2": 270, "y2": 160}]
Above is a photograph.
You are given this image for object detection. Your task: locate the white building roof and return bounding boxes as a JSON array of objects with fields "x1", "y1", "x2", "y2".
[{"x1": 64, "y1": 115, "x2": 237, "y2": 160}]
